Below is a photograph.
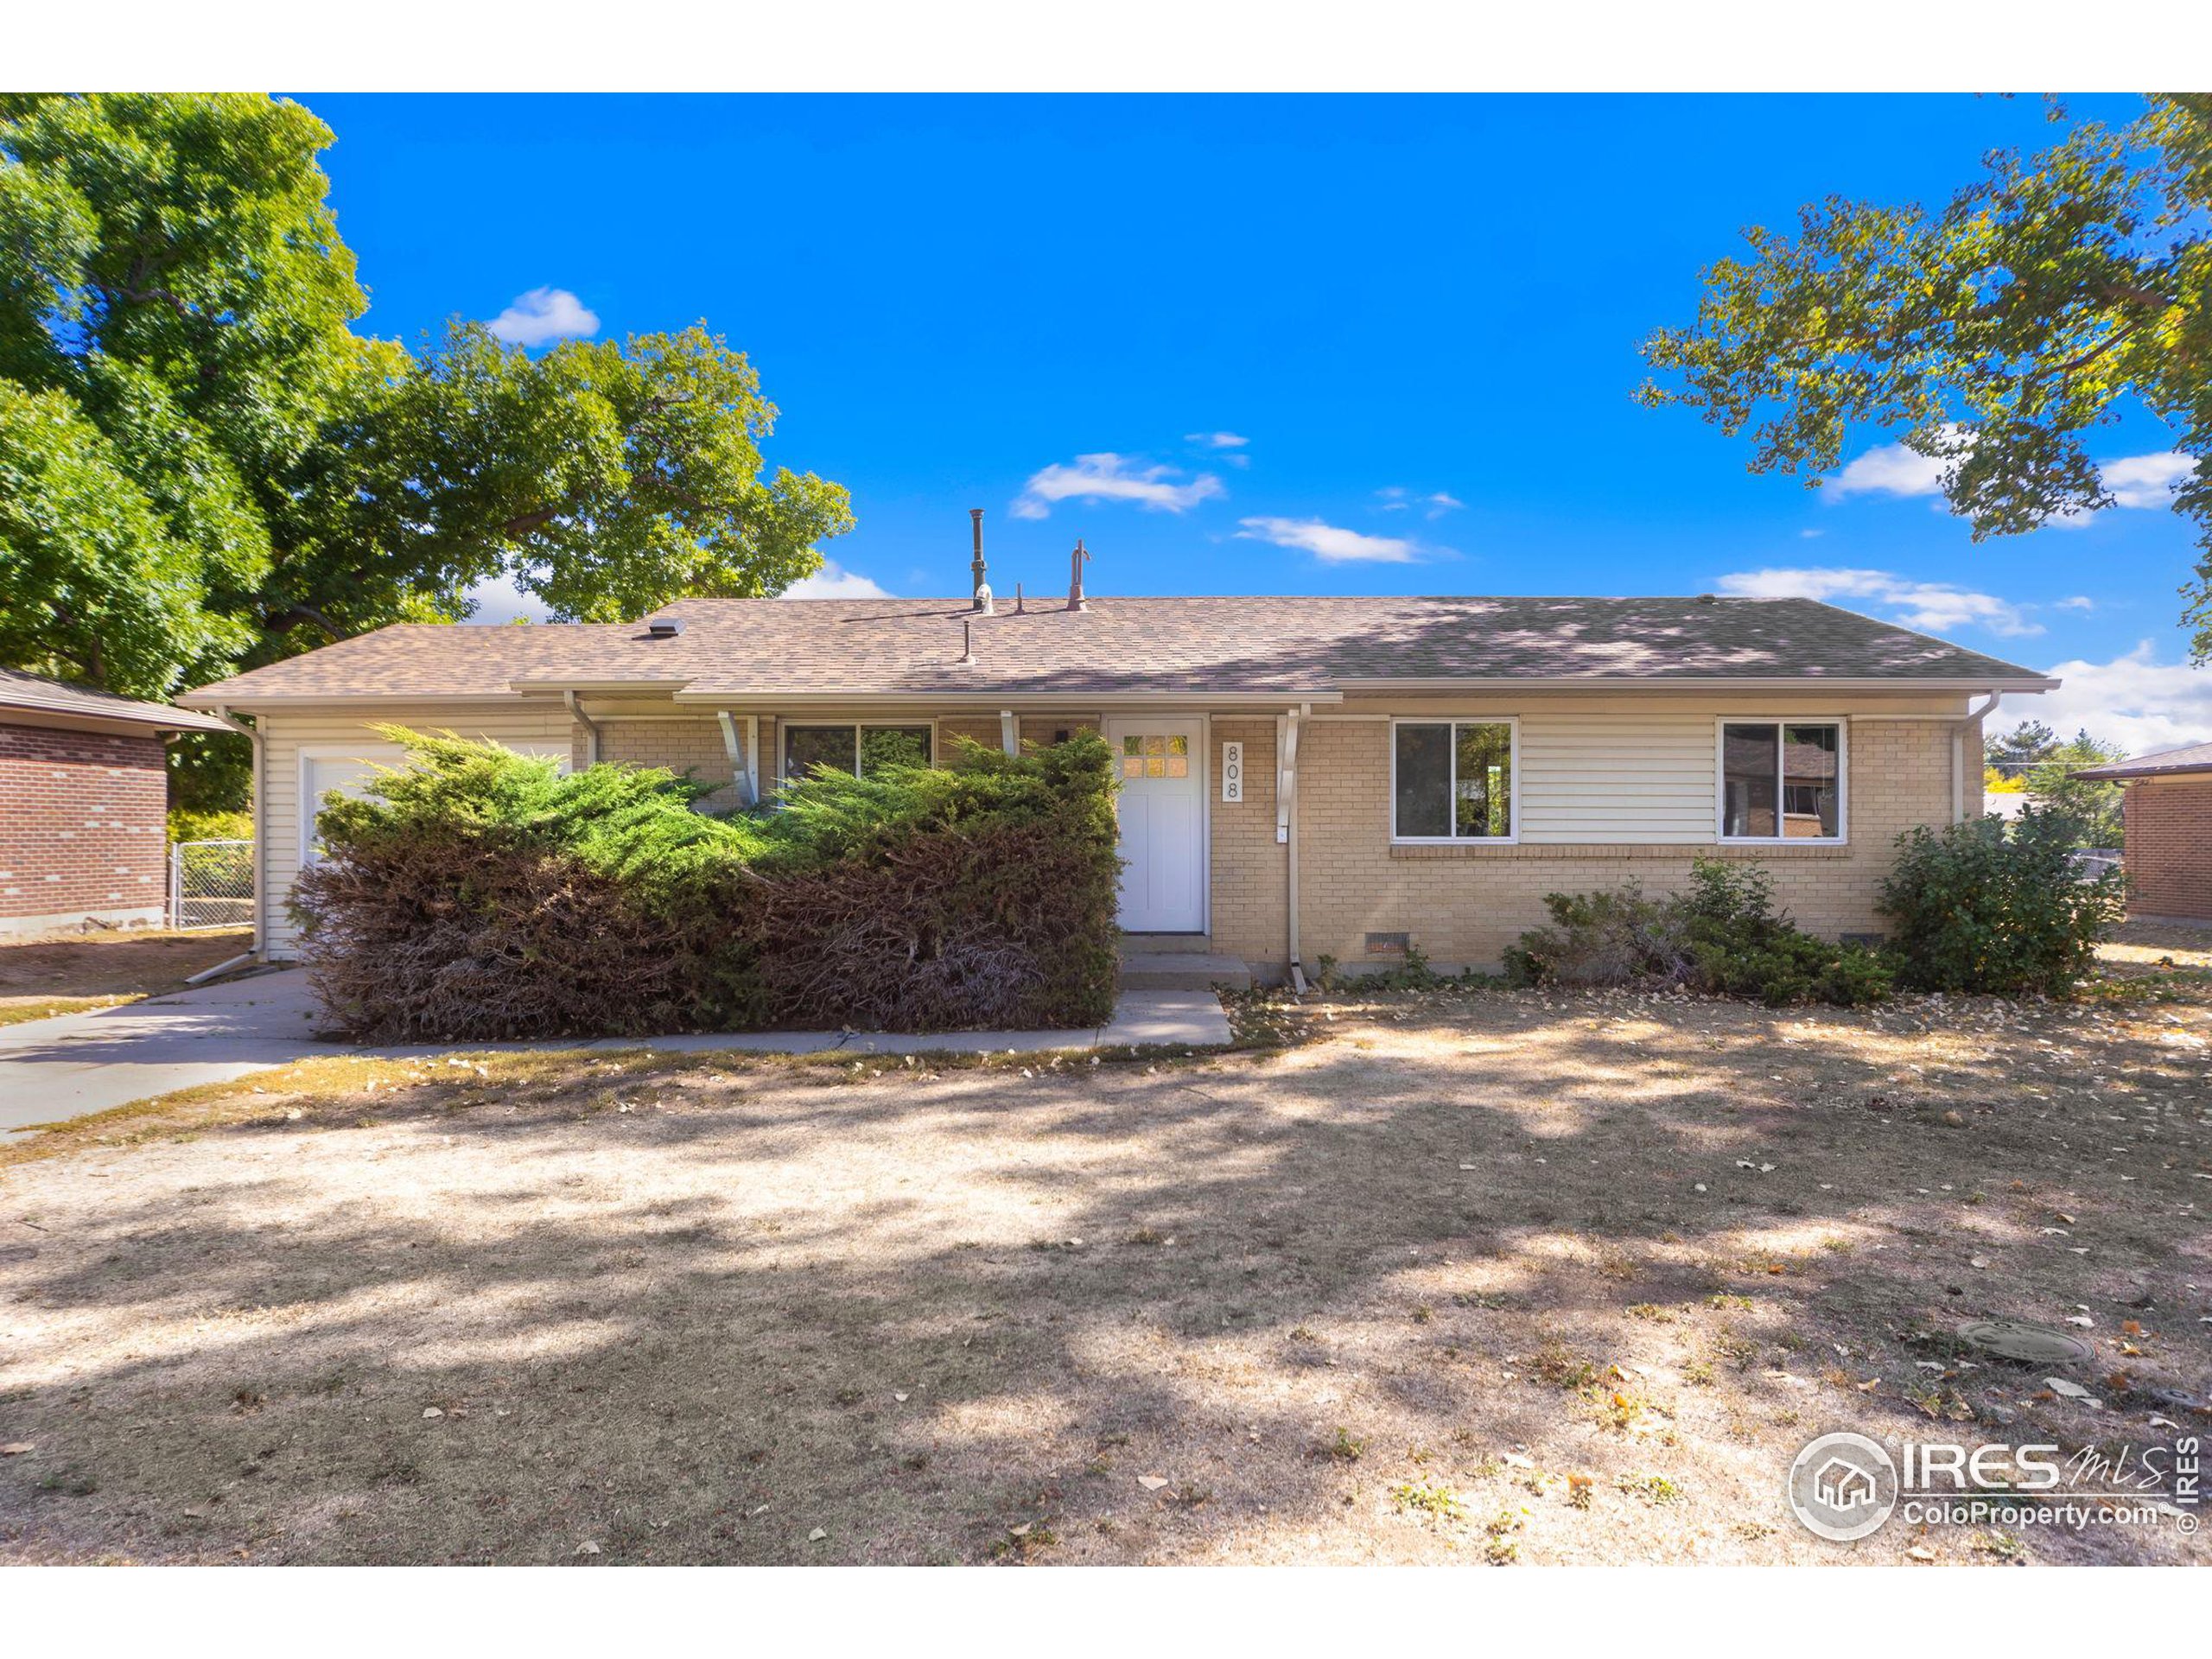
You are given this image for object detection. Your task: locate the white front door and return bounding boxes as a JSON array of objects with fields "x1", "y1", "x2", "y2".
[{"x1": 1107, "y1": 718, "x2": 1205, "y2": 934}]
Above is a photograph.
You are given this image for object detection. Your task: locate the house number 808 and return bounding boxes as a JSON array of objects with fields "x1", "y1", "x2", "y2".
[{"x1": 1222, "y1": 741, "x2": 1243, "y2": 803}]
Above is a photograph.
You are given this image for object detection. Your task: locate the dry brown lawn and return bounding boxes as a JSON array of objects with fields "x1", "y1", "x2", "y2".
[
  {"x1": 1, "y1": 951, "x2": 2208, "y2": 1566},
  {"x1": 0, "y1": 928, "x2": 251, "y2": 1027}
]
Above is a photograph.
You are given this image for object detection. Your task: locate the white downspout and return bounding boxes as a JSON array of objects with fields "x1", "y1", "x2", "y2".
[
  {"x1": 563, "y1": 690, "x2": 601, "y2": 767},
  {"x1": 1279, "y1": 707, "x2": 1304, "y2": 991},
  {"x1": 1952, "y1": 691, "x2": 2001, "y2": 823},
  {"x1": 206, "y1": 704, "x2": 265, "y2": 964},
  {"x1": 1000, "y1": 709, "x2": 1020, "y2": 757}
]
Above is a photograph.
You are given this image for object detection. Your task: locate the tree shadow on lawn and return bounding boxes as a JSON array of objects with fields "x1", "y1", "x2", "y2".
[{"x1": 1, "y1": 988, "x2": 2207, "y2": 1566}]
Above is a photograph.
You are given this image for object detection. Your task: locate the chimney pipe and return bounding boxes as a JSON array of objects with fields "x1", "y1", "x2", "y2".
[
  {"x1": 969, "y1": 508, "x2": 994, "y2": 613},
  {"x1": 1066, "y1": 538, "x2": 1090, "y2": 612}
]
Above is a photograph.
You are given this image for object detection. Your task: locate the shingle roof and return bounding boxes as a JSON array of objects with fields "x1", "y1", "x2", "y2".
[
  {"x1": 178, "y1": 594, "x2": 2056, "y2": 705},
  {"x1": 0, "y1": 667, "x2": 232, "y2": 732},
  {"x1": 2071, "y1": 740, "x2": 2212, "y2": 780}
]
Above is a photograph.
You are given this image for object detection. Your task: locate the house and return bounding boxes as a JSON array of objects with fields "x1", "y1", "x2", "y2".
[
  {"x1": 2072, "y1": 741, "x2": 2212, "y2": 923},
  {"x1": 0, "y1": 669, "x2": 232, "y2": 936},
  {"x1": 1812, "y1": 1455, "x2": 1879, "y2": 1514},
  {"x1": 177, "y1": 541, "x2": 2056, "y2": 981}
]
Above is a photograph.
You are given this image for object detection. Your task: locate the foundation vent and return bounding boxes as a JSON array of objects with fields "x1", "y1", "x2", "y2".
[{"x1": 1363, "y1": 931, "x2": 1410, "y2": 957}]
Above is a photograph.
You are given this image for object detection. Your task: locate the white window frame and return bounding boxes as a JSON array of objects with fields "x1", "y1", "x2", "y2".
[
  {"x1": 297, "y1": 740, "x2": 570, "y2": 867},
  {"x1": 1713, "y1": 716, "x2": 1848, "y2": 845},
  {"x1": 1388, "y1": 715, "x2": 1521, "y2": 845},
  {"x1": 779, "y1": 719, "x2": 940, "y2": 786}
]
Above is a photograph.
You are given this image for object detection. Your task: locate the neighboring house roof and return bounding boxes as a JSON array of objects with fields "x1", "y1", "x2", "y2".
[
  {"x1": 2072, "y1": 740, "x2": 2212, "y2": 780},
  {"x1": 178, "y1": 594, "x2": 2057, "y2": 707},
  {"x1": 0, "y1": 667, "x2": 232, "y2": 734}
]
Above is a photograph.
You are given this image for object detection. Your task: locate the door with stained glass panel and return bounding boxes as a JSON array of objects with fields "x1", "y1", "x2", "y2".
[{"x1": 1103, "y1": 719, "x2": 1205, "y2": 934}]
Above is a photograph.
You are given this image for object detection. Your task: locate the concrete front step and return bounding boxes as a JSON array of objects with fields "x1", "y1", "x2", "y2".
[
  {"x1": 1119, "y1": 932, "x2": 1211, "y2": 951},
  {"x1": 1118, "y1": 950, "x2": 1252, "y2": 991}
]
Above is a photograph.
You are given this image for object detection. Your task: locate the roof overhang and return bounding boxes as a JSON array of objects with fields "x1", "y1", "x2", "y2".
[
  {"x1": 1331, "y1": 675, "x2": 2063, "y2": 695},
  {"x1": 0, "y1": 703, "x2": 228, "y2": 738},
  {"x1": 667, "y1": 687, "x2": 1345, "y2": 710}
]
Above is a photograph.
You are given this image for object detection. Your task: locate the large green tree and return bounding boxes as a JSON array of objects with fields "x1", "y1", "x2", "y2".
[
  {"x1": 0, "y1": 94, "x2": 852, "y2": 803},
  {"x1": 1638, "y1": 95, "x2": 2212, "y2": 658}
]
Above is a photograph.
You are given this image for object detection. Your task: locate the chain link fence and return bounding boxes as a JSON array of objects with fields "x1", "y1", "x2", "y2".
[{"x1": 170, "y1": 839, "x2": 254, "y2": 931}]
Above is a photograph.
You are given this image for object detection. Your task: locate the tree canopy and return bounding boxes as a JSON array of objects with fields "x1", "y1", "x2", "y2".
[
  {"x1": 0, "y1": 93, "x2": 853, "y2": 721},
  {"x1": 1638, "y1": 95, "x2": 2212, "y2": 659}
]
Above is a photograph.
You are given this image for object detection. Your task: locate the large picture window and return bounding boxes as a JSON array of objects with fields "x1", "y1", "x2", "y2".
[
  {"x1": 783, "y1": 722, "x2": 934, "y2": 782},
  {"x1": 1392, "y1": 720, "x2": 1516, "y2": 842},
  {"x1": 1719, "y1": 721, "x2": 1842, "y2": 841}
]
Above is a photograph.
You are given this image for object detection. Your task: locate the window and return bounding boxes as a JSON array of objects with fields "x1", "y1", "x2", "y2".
[
  {"x1": 1392, "y1": 720, "x2": 1516, "y2": 841},
  {"x1": 1719, "y1": 721, "x2": 1842, "y2": 841},
  {"x1": 1119, "y1": 731, "x2": 1190, "y2": 779},
  {"x1": 782, "y1": 722, "x2": 934, "y2": 781}
]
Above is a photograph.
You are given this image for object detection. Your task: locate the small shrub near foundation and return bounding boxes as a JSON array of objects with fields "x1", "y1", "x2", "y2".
[
  {"x1": 292, "y1": 727, "x2": 1118, "y2": 1040},
  {"x1": 1503, "y1": 857, "x2": 1891, "y2": 1007},
  {"x1": 1878, "y1": 805, "x2": 2124, "y2": 996}
]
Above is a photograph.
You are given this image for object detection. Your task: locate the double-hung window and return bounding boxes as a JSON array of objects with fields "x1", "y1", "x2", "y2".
[
  {"x1": 782, "y1": 722, "x2": 934, "y2": 782},
  {"x1": 1391, "y1": 719, "x2": 1516, "y2": 842},
  {"x1": 1719, "y1": 721, "x2": 1844, "y2": 842}
]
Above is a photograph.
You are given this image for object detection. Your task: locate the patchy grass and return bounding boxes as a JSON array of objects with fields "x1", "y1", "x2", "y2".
[
  {"x1": 0, "y1": 929, "x2": 250, "y2": 1026},
  {"x1": 1, "y1": 969, "x2": 2207, "y2": 1565}
]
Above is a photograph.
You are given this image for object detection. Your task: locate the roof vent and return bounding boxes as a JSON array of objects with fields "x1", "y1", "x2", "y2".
[{"x1": 644, "y1": 617, "x2": 684, "y2": 639}]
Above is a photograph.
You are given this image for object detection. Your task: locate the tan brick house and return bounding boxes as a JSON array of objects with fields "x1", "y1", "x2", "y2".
[
  {"x1": 2073, "y1": 741, "x2": 2212, "y2": 923},
  {"x1": 179, "y1": 584, "x2": 2056, "y2": 981},
  {"x1": 0, "y1": 669, "x2": 231, "y2": 935}
]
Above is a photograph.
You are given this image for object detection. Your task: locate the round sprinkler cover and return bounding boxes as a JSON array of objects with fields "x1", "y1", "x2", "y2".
[{"x1": 1955, "y1": 1318, "x2": 2096, "y2": 1365}]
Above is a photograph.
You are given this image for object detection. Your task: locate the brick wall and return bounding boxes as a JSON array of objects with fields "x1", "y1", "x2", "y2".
[
  {"x1": 1210, "y1": 718, "x2": 1285, "y2": 962},
  {"x1": 595, "y1": 718, "x2": 748, "y2": 812},
  {"x1": 0, "y1": 720, "x2": 169, "y2": 931},
  {"x1": 2120, "y1": 776, "x2": 2212, "y2": 921}
]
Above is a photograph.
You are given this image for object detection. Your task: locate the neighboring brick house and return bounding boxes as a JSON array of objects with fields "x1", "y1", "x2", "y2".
[
  {"x1": 179, "y1": 547, "x2": 2058, "y2": 980},
  {"x1": 2073, "y1": 741, "x2": 2212, "y2": 923},
  {"x1": 0, "y1": 670, "x2": 232, "y2": 936}
]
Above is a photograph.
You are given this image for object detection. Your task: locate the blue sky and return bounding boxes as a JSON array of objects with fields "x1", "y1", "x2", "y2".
[{"x1": 300, "y1": 92, "x2": 2209, "y2": 751}]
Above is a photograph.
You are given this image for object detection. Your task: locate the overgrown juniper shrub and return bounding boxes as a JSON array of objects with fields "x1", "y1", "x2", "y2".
[
  {"x1": 1877, "y1": 804, "x2": 2124, "y2": 996},
  {"x1": 292, "y1": 727, "x2": 1120, "y2": 1041},
  {"x1": 1503, "y1": 857, "x2": 1892, "y2": 1007}
]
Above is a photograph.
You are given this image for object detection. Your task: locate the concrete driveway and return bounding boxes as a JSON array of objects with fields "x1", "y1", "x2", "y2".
[{"x1": 0, "y1": 968, "x2": 1232, "y2": 1136}]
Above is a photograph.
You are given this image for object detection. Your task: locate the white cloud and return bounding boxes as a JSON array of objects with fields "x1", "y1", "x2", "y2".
[
  {"x1": 1826, "y1": 429, "x2": 1968, "y2": 500},
  {"x1": 1012, "y1": 453, "x2": 1224, "y2": 519},
  {"x1": 486, "y1": 287, "x2": 601, "y2": 347},
  {"x1": 1713, "y1": 566, "x2": 2042, "y2": 637},
  {"x1": 1825, "y1": 434, "x2": 2194, "y2": 524},
  {"x1": 1376, "y1": 487, "x2": 1462, "y2": 519},
  {"x1": 779, "y1": 559, "x2": 890, "y2": 599},
  {"x1": 1237, "y1": 516, "x2": 1419, "y2": 564},
  {"x1": 2101, "y1": 450, "x2": 2194, "y2": 510},
  {"x1": 460, "y1": 570, "x2": 555, "y2": 625},
  {"x1": 2031, "y1": 642, "x2": 2212, "y2": 755},
  {"x1": 2055, "y1": 594, "x2": 2096, "y2": 612},
  {"x1": 1185, "y1": 431, "x2": 1249, "y2": 449}
]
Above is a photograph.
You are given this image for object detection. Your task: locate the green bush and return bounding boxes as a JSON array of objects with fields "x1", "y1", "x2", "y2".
[
  {"x1": 291, "y1": 727, "x2": 1119, "y2": 1041},
  {"x1": 166, "y1": 805, "x2": 253, "y2": 843},
  {"x1": 1505, "y1": 856, "x2": 1891, "y2": 1007},
  {"x1": 1878, "y1": 804, "x2": 2124, "y2": 995}
]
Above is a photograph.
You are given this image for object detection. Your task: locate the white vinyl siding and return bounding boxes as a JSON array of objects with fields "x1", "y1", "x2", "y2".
[
  {"x1": 1513, "y1": 712, "x2": 1734, "y2": 844},
  {"x1": 258, "y1": 703, "x2": 580, "y2": 957}
]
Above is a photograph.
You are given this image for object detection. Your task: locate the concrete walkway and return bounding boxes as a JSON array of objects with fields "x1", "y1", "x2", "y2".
[{"x1": 0, "y1": 968, "x2": 1234, "y2": 1136}]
